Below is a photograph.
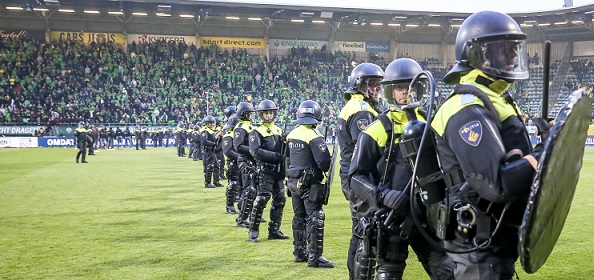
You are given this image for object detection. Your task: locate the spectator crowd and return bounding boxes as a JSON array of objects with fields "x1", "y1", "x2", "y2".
[
  {"x1": 3, "y1": 34, "x2": 592, "y2": 128},
  {"x1": 0, "y1": 34, "x2": 367, "y2": 126}
]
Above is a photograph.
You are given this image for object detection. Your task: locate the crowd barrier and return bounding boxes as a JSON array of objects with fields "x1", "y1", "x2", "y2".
[{"x1": 3, "y1": 136, "x2": 594, "y2": 148}]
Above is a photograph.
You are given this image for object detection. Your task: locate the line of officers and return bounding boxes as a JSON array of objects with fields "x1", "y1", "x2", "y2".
[
  {"x1": 209, "y1": 10, "x2": 545, "y2": 280},
  {"x1": 73, "y1": 123, "x2": 175, "y2": 163},
  {"x1": 185, "y1": 98, "x2": 336, "y2": 268}
]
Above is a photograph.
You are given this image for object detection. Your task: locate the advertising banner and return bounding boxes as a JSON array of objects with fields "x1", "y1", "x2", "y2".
[
  {"x1": 38, "y1": 137, "x2": 76, "y2": 147},
  {"x1": 127, "y1": 34, "x2": 197, "y2": 45},
  {"x1": 50, "y1": 31, "x2": 125, "y2": 46},
  {"x1": 269, "y1": 39, "x2": 328, "y2": 50},
  {"x1": 199, "y1": 36, "x2": 265, "y2": 49},
  {"x1": 333, "y1": 41, "x2": 366, "y2": 52},
  {"x1": 0, "y1": 29, "x2": 45, "y2": 40},
  {"x1": 0, "y1": 137, "x2": 38, "y2": 148},
  {"x1": 0, "y1": 125, "x2": 41, "y2": 136},
  {"x1": 366, "y1": 42, "x2": 390, "y2": 52},
  {"x1": 36, "y1": 137, "x2": 177, "y2": 148}
]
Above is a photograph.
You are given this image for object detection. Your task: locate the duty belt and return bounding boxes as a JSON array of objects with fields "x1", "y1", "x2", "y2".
[{"x1": 258, "y1": 162, "x2": 277, "y2": 172}]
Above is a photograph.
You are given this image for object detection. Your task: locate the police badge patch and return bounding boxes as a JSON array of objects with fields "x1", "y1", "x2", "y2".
[
  {"x1": 459, "y1": 121, "x2": 482, "y2": 146},
  {"x1": 356, "y1": 119, "x2": 369, "y2": 131},
  {"x1": 318, "y1": 142, "x2": 327, "y2": 152},
  {"x1": 223, "y1": 139, "x2": 229, "y2": 146},
  {"x1": 250, "y1": 135, "x2": 256, "y2": 142}
]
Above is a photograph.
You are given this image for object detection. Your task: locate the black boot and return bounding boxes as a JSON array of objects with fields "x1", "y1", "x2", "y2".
[
  {"x1": 226, "y1": 206, "x2": 238, "y2": 214},
  {"x1": 248, "y1": 230, "x2": 259, "y2": 243},
  {"x1": 308, "y1": 256, "x2": 335, "y2": 268},
  {"x1": 294, "y1": 248, "x2": 307, "y2": 262},
  {"x1": 268, "y1": 222, "x2": 289, "y2": 240}
]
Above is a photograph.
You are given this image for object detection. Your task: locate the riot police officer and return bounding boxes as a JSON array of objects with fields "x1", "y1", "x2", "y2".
[
  {"x1": 187, "y1": 124, "x2": 197, "y2": 159},
  {"x1": 192, "y1": 124, "x2": 202, "y2": 161},
  {"x1": 215, "y1": 117, "x2": 226, "y2": 180},
  {"x1": 233, "y1": 102, "x2": 257, "y2": 228},
  {"x1": 286, "y1": 100, "x2": 334, "y2": 268},
  {"x1": 337, "y1": 62, "x2": 384, "y2": 278},
  {"x1": 222, "y1": 115, "x2": 240, "y2": 214},
  {"x1": 74, "y1": 121, "x2": 89, "y2": 163},
  {"x1": 431, "y1": 11, "x2": 542, "y2": 279},
  {"x1": 349, "y1": 58, "x2": 454, "y2": 279},
  {"x1": 174, "y1": 124, "x2": 186, "y2": 157},
  {"x1": 247, "y1": 99, "x2": 289, "y2": 242},
  {"x1": 201, "y1": 116, "x2": 222, "y2": 188}
]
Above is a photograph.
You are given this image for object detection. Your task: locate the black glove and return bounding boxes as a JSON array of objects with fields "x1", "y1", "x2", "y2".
[
  {"x1": 533, "y1": 117, "x2": 551, "y2": 141},
  {"x1": 379, "y1": 188, "x2": 409, "y2": 211}
]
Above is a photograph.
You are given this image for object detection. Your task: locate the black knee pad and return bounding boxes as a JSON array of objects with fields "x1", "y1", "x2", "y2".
[{"x1": 254, "y1": 195, "x2": 269, "y2": 208}]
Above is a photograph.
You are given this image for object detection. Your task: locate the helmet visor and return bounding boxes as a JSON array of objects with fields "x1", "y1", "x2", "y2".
[
  {"x1": 360, "y1": 77, "x2": 382, "y2": 98},
  {"x1": 258, "y1": 110, "x2": 277, "y2": 123},
  {"x1": 382, "y1": 82, "x2": 410, "y2": 106},
  {"x1": 468, "y1": 39, "x2": 529, "y2": 80}
]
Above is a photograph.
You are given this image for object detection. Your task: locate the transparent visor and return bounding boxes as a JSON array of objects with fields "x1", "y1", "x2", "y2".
[
  {"x1": 258, "y1": 110, "x2": 277, "y2": 122},
  {"x1": 243, "y1": 111, "x2": 255, "y2": 121},
  {"x1": 381, "y1": 81, "x2": 427, "y2": 107},
  {"x1": 468, "y1": 39, "x2": 529, "y2": 80},
  {"x1": 361, "y1": 78, "x2": 383, "y2": 100},
  {"x1": 299, "y1": 107, "x2": 320, "y2": 120}
]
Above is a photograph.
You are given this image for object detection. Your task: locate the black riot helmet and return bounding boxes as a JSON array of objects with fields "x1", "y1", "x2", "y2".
[
  {"x1": 203, "y1": 115, "x2": 215, "y2": 128},
  {"x1": 224, "y1": 106, "x2": 237, "y2": 119},
  {"x1": 296, "y1": 100, "x2": 322, "y2": 125},
  {"x1": 344, "y1": 63, "x2": 384, "y2": 100},
  {"x1": 256, "y1": 99, "x2": 278, "y2": 123},
  {"x1": 223, "y1": 114, "x2": 239, "y2": 130},
  {"x1": 215, "y1": 116, "x2": 222, "y2": 126},
  {"x1": 444, "y1": 10, "x2": 529, "y2": 84},
  {"x1": 236, "y1": 102, "x2": 256, "y2": 121},
  {"x1": 381, "y1": 58, "x2": 423, "y2": 106}
]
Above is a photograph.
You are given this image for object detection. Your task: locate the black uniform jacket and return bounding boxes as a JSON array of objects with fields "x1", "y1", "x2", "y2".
[
  {"x1": 233, "y1": 119, "x2": 254, "y2": 162},
  {"x1": 222, "y1": 129, "x2": 239, "y2": 161},
  {"x1": 286, "y1": 125, "x2": 331, "y2": 181},
  {"x1": 337, "y1": 93, "x2": 378, "y2": 179},
  {"x1": 249, "y1": 122, "x2": 283, "y2": 164}
]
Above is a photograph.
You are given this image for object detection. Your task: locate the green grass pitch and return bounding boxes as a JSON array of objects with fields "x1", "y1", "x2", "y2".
[{"x1": 1, "y1": 147, "x2": 592, "y2": 279}]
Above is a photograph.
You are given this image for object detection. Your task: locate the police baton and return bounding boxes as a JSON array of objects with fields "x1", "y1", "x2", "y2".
[{"x1": 542, "y1": 40, "x2": 551, "y2": 119}]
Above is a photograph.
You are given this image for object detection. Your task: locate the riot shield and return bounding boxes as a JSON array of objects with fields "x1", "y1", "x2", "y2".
[{"x1": 518, "y1": 89, "x2": 592, "y2": 273}]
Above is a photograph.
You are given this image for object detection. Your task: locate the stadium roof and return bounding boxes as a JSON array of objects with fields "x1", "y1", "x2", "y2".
[{"x1": 3, "y1": 0, "x2": 594, "y2": 43}]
